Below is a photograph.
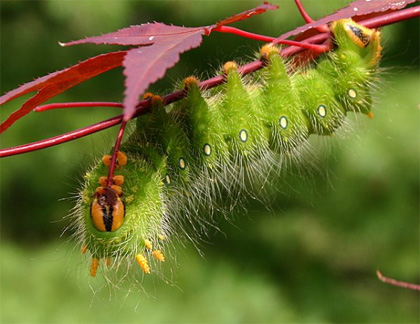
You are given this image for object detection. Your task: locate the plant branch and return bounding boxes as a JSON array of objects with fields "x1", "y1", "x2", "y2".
[
  {"x1": 377, "y1": 270, "x2": 420, "y2": 291},
  {"x1": 34, "y1": 102, "x2": 123, "y2": 112},
  {"x1": 1, "y1": 6, "x2": 418, "y2": 158}
]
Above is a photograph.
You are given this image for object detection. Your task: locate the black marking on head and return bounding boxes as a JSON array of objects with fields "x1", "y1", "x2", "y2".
[
  {"x1": 102, "y1": 204, "x2": 114, "y2": 232},
  {"x1": 348, "y1": 24, "x2": 370, "y2": 47}
]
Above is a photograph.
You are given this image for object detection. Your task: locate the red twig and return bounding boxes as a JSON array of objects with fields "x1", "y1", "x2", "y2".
[
  {"x1": 377, "y1": 270, "x2": 420, "y2": 291},
  {"x1": 0, "y1": 115, "x2": 123, "y2": 157},
  {"x1": 0, "y1": 6, "x2": 418, "y2": 158},
  {"x1": 293, "y1": 0, "x2": 329, "y2": 32},
  {"x1": 362, "y1": 5, "x2": 420, "y2": 29},
  {"x1": 213, "y1": 25, "x2": 275, "y2": 42},
  {"x1": 294, "y1": 0, "x2": 314, "y2": 23},
  {"x1": 107, "y1": 120, "x2": 127, "y2": 186},
  {"x1": 34, "y1": 102, "x2": 123, "y2": 112}
]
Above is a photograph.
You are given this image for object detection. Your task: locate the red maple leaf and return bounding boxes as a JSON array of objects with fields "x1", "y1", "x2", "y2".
[
  {"x1": 0, "y1": 2, "x2": 277, "y2": 131},
  {"x1": 0, "y1": 51, "x2": 126, "y2": 133}
]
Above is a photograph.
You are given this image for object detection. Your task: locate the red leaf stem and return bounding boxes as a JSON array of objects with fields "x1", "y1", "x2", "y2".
[
  {"x1": 34, "y1": 102, "x2": 123, "y2": 112},
  {"x1": 294, "y1": 0, "x2": 315, "y2": 23},
  {"x1": 107, "y1": 120, "x2": 128, "y2": 186},
  {"x1": 362, "y1": 5, "x2": 420, "y2": 28},
  {"x1": 0, "y1": 115, "x2": 123, "y2": 158},
  {"x1": 213, "y1": 25, "x2": 275, "y2": 42},
  {"x1": 377, "y1": 270, "x2": 420, "y2": 291}
]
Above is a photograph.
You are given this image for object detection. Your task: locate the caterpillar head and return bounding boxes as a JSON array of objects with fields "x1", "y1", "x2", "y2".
[
  {"x1": 77, "y1": 151, "x2": 168, "y2": 277},
  {"x1": 331, "y1": 19, "x2": 382, "y2": 68}
]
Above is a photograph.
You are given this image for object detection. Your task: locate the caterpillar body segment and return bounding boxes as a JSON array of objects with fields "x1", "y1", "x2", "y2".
[
  {"x1": 77, "y1": 19, "x2": 381, "y2": 277},
  {"x1": 260, "y1": 46, "x2": 310, "y2": 153}
]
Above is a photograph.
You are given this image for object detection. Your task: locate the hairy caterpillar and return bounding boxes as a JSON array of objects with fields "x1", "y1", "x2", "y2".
[{"x1": 75, "y1": 19, "x2": 382, "y2": 277}]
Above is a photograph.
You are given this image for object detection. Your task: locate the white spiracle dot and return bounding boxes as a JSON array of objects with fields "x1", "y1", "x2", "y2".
[
  {"x1": 317, "y1": 105, "x2": 327, "y2": 118},
  {"x1": 203, "y1": 143, "x2": 212, "y2": 156},
  {"x1": 179, "y1": 157, "x2": 186, "y2": 170},
  {"x1": 348, "y1": 88, "x2": 357, "y2": 99},
  {"x1": 239, "y1": 129, "x2": 248, "y2": 142},
  {"x1": 279, "y1": 116, "x2": 288, "y2": 129}
]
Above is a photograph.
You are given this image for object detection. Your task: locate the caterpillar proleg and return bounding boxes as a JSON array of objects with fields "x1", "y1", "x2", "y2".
[{"x1": 76, "y1": 19, "x2": 382, "y2": 277}]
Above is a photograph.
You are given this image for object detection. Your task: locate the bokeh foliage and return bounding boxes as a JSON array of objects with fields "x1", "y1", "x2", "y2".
[{"x1": 1, "y1": 1, "x2": 419, "y2": 323}]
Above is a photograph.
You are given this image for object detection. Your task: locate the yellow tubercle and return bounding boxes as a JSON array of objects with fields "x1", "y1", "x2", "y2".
[
  {"x1": 98, "y1": 176, "x2": 108, "y2": 187},
  {"x1": 111, "y1": 185, "x2": 123, "y2": 196},
  {"x1": 113, "y1": 175, "x2": 125, "y2": 186},
  {"x1": 90, "y1": 258, "x2": 99, "y2": 277},
  {"x1": 81, "y1": 245, "x2": 88, "y2": 254},
  {"x1": 152, "y1": 250, "x2": 165, "y2": 262},
  {"x1": 116, "y1": 151, "x2": 128, "y2": 167},
  {"x1": 367, "y1": 112, "x2": 375, "y2": 119},
  {"x1": 102, "y1": 155, "x2": 112, "y2": 167},
  {"x1": 102, "y1": 151, "x2": 127, "y2": 168},
  {"x1": 143, "y1": 92, "x2": 154, "y2": 100},
  {"x1": 144, "y1": 239, "x2": 153, "y2": 250},
  {"x1": 136, "y1": 254, "x2": 151, "y2": 274},
  {"x1": 223, "y1": 61, "x2": 238, "y2": 75},
  {"x1": 184, "y1": 76, "x2": 200, "y2": 89},
  {"x1": 260, "y1": 44, "x2": 279, "y2": 59}
]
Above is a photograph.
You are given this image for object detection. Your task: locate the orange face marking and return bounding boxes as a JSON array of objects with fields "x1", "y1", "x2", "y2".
[{"x1": 90, "y1": 188, "x2": 125, "y2": 232}]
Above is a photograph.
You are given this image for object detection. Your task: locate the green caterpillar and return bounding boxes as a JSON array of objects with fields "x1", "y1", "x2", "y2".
[{"x1": 76, "y1": 19, "x2": 382, "y2": 277}]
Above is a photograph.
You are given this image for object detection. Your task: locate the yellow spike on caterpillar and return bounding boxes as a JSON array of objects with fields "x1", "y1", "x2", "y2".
[
  {"x1": 260, "y1": 45, "x2": 280, "y2": 63},
  {"x1": 223, "y1": 61, "x2": 238, "y2": 74},
  {"x1": 144, "y1": 239, "x2": 153, "y2": 250},
  {"x1": 136, "y1": 254, "x2": 151, "y2": 274},
  {"x1": 76, "y1": 19, "x2": 384, "y2": 281},
  {"x1": 143, "y1": 92, "x2": 164, "y2": 107},
  {"x1": 90, "y1": 257, "x2": 99, "y2": 277},
  {"x1": 152, "y1": 250, "x2": 165, "y2": 262},
  {"x1": 98, "y1": 175, "x2": 125, "y2": 187},
  {"x1": 102, "y1": 151, "x2": 128, "y2": 169}
]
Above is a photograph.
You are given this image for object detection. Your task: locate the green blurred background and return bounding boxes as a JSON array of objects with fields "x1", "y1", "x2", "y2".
[{"x1": 1, "y1": 1, "x2": 418, "y2": 323}]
